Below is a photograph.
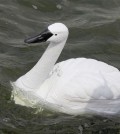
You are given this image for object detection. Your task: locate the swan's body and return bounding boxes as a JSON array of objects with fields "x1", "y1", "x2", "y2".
[{"x1": 11, "y1": 23, "x2": 120, "y2": 115}]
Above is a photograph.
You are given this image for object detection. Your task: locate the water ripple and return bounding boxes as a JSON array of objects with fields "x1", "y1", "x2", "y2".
[{"x1": 0, "y1": 0, "x2": 120, "y2": 133}]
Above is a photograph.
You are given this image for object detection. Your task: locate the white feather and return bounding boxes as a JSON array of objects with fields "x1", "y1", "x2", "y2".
[{"x1": 11, "y1": 23, "x2": 120, "y2": 115}]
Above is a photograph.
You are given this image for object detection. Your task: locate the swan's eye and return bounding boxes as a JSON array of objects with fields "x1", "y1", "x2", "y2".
[{"x1": 55, "y1": 34, "x2": 57, "y2": 36}]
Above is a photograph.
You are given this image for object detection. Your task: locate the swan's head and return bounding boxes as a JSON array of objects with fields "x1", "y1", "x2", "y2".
[{"x1": 24, "y1": 23, "x2": 69, "y2": 44}]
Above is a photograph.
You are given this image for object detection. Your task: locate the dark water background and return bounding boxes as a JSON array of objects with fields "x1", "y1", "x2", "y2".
[{"x1": 0, "y1": 0, "x2": 120, "y2": 133}]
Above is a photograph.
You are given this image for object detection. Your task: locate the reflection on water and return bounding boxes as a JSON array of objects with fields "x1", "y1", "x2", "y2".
[{"x1": 0, "y1": 0, "x2": 120, "y2": 133}]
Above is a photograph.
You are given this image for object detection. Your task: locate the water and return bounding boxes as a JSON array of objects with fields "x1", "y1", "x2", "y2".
[{"x1": 0, "y1": 0, "x2": 120, "y2": 133}]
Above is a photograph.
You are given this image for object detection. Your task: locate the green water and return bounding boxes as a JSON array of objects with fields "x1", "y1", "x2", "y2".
[{"x1": 0, "y1": 0, "x2": 120, "y2": 133}]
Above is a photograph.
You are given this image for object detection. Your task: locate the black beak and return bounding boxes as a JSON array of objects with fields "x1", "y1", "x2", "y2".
[{"x1": 24, "y1": 28, "x2": 53, "y2": 44}]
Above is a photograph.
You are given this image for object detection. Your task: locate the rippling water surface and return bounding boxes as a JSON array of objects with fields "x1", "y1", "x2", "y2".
[{"x1": 0, "y1": 0, "x2": 120, "y2": 133}]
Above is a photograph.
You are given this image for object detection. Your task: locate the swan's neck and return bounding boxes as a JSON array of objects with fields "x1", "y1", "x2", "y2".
[{"x1": 18, "y1": 40, "x2": 66, "y2": 90}]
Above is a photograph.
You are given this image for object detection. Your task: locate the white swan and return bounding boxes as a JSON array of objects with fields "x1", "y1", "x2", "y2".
[{"x1": 11, "y1": 23, "x2": 120, "y2": 115}]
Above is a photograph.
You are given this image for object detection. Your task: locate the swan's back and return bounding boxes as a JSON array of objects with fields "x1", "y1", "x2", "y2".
[
  {"x1": 35, "y1": 58, "x2": 120, "y2": 115},
  {"x1": 50, "y1": 58, "x2": 120, "y2": 100}
]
